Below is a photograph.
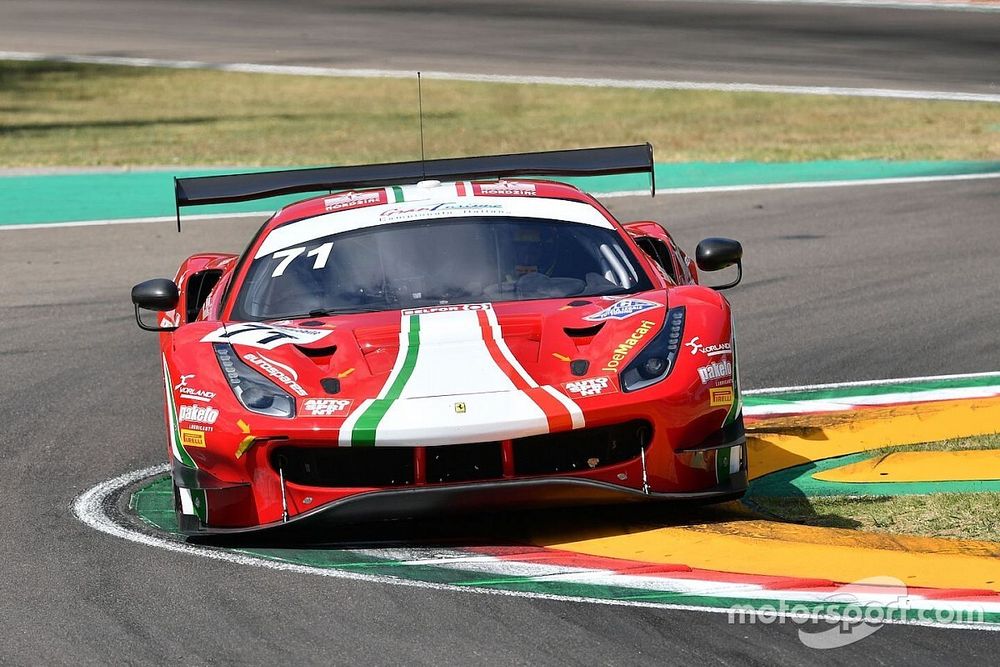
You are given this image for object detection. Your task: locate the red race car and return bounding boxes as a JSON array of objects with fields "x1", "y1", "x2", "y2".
[{"x1": 131, "y1": 145, "x2": 746, "y2": 534}]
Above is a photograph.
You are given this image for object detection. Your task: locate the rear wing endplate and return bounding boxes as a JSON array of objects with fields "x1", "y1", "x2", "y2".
[{"x1": 173, "y1": 143, "x2": 654, "y2": 230}]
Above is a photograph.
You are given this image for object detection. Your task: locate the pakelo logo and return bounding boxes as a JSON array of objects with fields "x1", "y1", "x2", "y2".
[
  {"x1": 201, "y1": 324, "x2": 334, "y2": 350},
  {"x1": 709, "y1": 386, "x2": 734, "y2": 407},
  {"x1": 179, "y1": 404, "x2": 219, "y2": 425},
  {"x1": 302, "y1": 398, "x2": 353, "y2": 417},
  {"x1": 563, "y1": 376, "x2": 617, "y2": 397},
  {"x1": 324, "y1": 191, "x2": 381, "y2": 211},
  {"x1": 584, "y1": 298, "x2": 662, "y2": 322},
  {"x1": 243, "y1": 353, "x2": 307, "y2": 397},
  {"x1": 401, "y1": 303, "x2": 492, "y2": 316},
  {"x1": 602, "y1": 319, "x2": 657, "y2": 372},
  {"x1": 478, "y1": 182, "x2": 536, "y2": 197},
  {"x1": 685, "y1": 336, "x2": 732, "y2": 357},
  {"x1": 180, "y1": 429, "x2": 206, "y2": 448},
  {"x1": 697, "y1": 359, "x2": 733, "y2": 384}
]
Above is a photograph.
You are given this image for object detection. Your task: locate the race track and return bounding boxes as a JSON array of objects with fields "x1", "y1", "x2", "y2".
[
  {"x1": 1, "y1": 0, "x2": 999, "y2": 93},
  {"x1": 2, "y1": 0, "x2": 999, "y2": 662},
  {"x1": 1, "y1": 179, "x2": 998, "y2": 663}
]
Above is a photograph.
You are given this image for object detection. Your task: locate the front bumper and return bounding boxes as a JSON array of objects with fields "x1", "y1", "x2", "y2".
[{"x1": 175, "y1": 468, "x2": 747, "y2": 535}]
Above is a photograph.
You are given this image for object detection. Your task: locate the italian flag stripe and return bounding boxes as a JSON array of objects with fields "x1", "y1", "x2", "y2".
[
  {"x1": 391, "y1": 185, "x2": 405, "y2": 203},
  {"x1": 351, "y1": 315, "x2": 422, "y2": 446},
  {"x1": 162, "y1": 356, "x2": 197, "y2": 469},
  {"x1": 476, "y1": 309, "x2": 577, "y2": 432}
]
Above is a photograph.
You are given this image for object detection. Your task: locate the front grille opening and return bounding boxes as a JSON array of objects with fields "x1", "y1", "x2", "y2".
[
  {"x1": 426, "y1": 441, "x2": 503, "y2": 484},
  {"x1": 513, "y1": 420, "x2": 651, "y2": 476},
  {"x1": 272, "y1": 446, "x2": 414, "y2": 487}
]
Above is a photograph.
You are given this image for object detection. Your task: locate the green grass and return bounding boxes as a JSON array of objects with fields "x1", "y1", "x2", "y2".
[
  {"x1": 1, "y1": 60, "x2": 998, "y2": 167},
  {"x1": 750, "y1": 433, "x2": 1000, "y2": 542}
]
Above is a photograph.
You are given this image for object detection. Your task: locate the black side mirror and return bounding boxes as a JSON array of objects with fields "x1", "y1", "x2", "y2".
[
  {"x1": 131, "y1": 279, "x2": 180, "y2": 331},
  {"x1": 695, "y1": 238, "x2": 743, "y2": 290}
]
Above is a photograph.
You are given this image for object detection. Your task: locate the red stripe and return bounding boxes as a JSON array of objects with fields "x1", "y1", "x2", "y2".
[
  {"x1": 455, "y1": 181, "x2": 467, "y2": 196},
  {"x1": 476, "y1": 310, "x2": 572, "y2": 431}
]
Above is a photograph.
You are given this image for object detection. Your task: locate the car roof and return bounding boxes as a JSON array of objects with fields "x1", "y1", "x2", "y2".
[{"x1": 263, "y1": 178, "x2": 603, "y2": 233}]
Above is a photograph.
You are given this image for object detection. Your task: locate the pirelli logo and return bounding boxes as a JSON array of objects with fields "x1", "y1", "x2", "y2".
[
  {"x1": 709, "y1": 386, "x2": 734, "y2": 407},
  {"x1": 180, "y1": 428, "x2": 206, "y2": 448}
]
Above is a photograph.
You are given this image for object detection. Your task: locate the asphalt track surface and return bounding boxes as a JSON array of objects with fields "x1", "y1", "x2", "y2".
[
  {"x1": 1, "y1": 0, "x2": 999, "y2": 94},
  {"x1": 2, "y1": 179, "x2": 999, "y2": 663}
]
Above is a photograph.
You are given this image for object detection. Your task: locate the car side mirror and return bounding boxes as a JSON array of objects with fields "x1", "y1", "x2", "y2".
[
  {"x1": 695, "y1": 238, "x2": 743, "y2": 290},
  {"x1": 131, "y1": 278, "x2": 180, "y2": 331}
]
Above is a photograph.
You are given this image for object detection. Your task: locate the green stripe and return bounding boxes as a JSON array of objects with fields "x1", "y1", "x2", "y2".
[
  {"x1": 744, "y1": 374, "x2": 1000, "y2": 407},
  {"x1": 749, "y1": 451, "x2": 1000, "y2": 497},
  {"x1": 4, "y1": 160, "x2": 1000, "y2": 226},
  {"x1": 391, "y1": 185, "x2": 405, "y2": 203},
  {"x1": 716, "y1": 447, "x2": 732, "y2": 483},
  {"x1": 163, "y1": 365, "x2": 197, "y2": 469},
  {"x1": 723, "y1": 317, "x2": 741, "y2": 427},
  {"x1": 351, "y1": 315, "x2": 421, "y2": 446}
]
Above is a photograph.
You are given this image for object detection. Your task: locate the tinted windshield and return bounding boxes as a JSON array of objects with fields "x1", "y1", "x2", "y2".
[{"x1": 234, "y1": 216, "x2": 653, "y2": 320}]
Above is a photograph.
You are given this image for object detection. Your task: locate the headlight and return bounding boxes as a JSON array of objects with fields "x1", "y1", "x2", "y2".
[
  {"x1": 620, "y1": 306, "x2": 685, "y2": 392},
  {"x1": 214, "y1": 343, "x2": 296, "y2": 417}
]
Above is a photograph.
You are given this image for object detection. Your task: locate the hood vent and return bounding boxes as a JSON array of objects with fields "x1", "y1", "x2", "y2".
[
  {"x1": 295, "y1": 344, "x2": 337, "y2": 358},
  {"x1": 563, "y1": 322, "x2": 605, "y2": 338}
]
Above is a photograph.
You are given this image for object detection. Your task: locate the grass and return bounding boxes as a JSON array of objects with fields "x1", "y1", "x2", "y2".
[
  {"x1": 749, "y1": 433, "x2": 1000, "y2": 542},
  {"x1": 1, "y1": 60, "x2": 998, "y2": 167}
]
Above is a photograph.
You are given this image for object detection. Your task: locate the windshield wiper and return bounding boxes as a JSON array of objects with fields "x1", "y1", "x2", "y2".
[{"x1": 305, "y1": 306, "x2": 388, "y2": 317}]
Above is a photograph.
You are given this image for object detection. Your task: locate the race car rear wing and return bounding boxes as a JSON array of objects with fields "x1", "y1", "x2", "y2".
[{"x1": 173, "y1": 143, "x2": 654, "y2": 230}]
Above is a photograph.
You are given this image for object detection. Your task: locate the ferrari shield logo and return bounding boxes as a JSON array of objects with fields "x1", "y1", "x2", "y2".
[{"x1": 454, "y1": 402, "x2": 467, "y2": 414}]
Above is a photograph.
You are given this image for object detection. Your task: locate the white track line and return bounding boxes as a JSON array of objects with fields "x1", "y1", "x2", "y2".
[
  {"x1": 675, "y1": 0, "x2": 1000, "y2": 13},
  {"x1": 71, "y1": 462, "x2": 1000, "y2": 631},
  {"x1": 1, "y1": 51, "x2": 997, "y2": 103},
  {"x1": 744, "y1": 370, "x2": 1000, "y2": 395},
  {"x1": 4, "y1": 171, "x2": 999, "y2": 231}
]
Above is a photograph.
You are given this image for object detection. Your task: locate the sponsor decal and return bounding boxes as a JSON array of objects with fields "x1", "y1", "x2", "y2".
[
  {"x1": 685, "y1": 336, "x2": 732, "y2": 357},
  {"x1": 584, "y1": 298, "x2": 662, "y2": 322},
  {"x1": 401, "y1": 303, "x2": 492, "y2": 316},
  {"x1": 159, "y1": 312, "x2": 180, "y2": 328},
  {"x1": 378, "y1": 201, "x2": 504, "y2": 221},
  {"x1": 477, "y1": 181, "x2": 536, "y2": 197},
  {"x1": 243, "y1": 353, "x2": 307, "y2": 396},
  {"x1": 601, "y1": 319, "x2": 656, "y2": 372},
  {"x1": 698, "y1": 359, "x2": 733, "y2": 384},
  {"x1": 201, "y1": 323, "x2": 334, "y2": 350},
  {"x1": 454, "y1": 402, "x2": 467, "y2": 414},
  {"x1": 563, "y1": 376, "x2": 617, "y2": 397},
  {"x1": 180, "y1": 429, "x2": 206, "y2": 448},
  {"x1": 324, "y1": 191, "x2": 381, "y2": 211},
  {"x1": 179, "y1": 404, "x2": 220, "y2": 425},
  {"x1": 173, "y1": 374, "x2": 216, "y2": 403},
  {"x1": 709, "y1": 386, "x2": 734, "y2": 407},
  {"x1": 302, "y1": 398, "x2": 354, "y2": 417}
]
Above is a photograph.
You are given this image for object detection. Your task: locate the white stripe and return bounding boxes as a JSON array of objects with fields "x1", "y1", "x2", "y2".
[
  {"x1": 681, "y1": 0, "x2": 1000, "y2": 13},
  {"x1": 0, "y1": 211, "x2": 267, "y2": 232},
  {"x1": 160, "y1": 356, "x2": 187, "y2": 466},
  {"x1": 541, "y1": 385, "x2": 586, "y2": 429},
  {"x1": 1, "y1": 51, "x2": 996, "y2": 103},
  {"x1": 177, "y1": 487, "x2": 195, "y2": 516},
  {"x1": 72, "y1": 469, "x2": 1000, "y2": 632},
  {"x1": 745, "y1": 370, "x2": 1000, "y2": 396},
  {"x1": 483, "y1": 306, "x2": 539, "y2": 388},
  {"x1": 255, "y1": 197, "x2": 612, "y2": 258},
  {"x1": 597, "y1": 172, "x2": 1000, "y2": 199}
]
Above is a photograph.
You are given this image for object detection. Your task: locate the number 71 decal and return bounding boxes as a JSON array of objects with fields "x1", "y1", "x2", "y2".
[{"x1": 271, "y1": 242, "x2": 333, "y2": 277}]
